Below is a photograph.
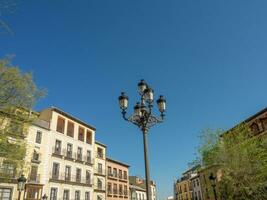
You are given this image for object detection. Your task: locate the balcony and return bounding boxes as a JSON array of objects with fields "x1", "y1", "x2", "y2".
[
  {"x1": 95, "y1": 185, "x2": 106, "y2": 192},
  {"x1": 63, "y1": 149, "x2": 74, "y2": 161},
  {"x1": 107, "y1": 190, "x2": 112, "y2": 196},
  {"x1": 52, "y1": 147, "x2": 62, "y2": 158},
  {"x1": 113, "y1": 190, "x2": 118, "y2": 196},
  {"x1": 28, "y1": 174, "x2": 41, "y2": 184},
  {"x1": 96, "y1": 151, "x2": 104, "y2": 159},
  {"x1": 94, "y1": 168, "x2": 106, "y2": 176},
  {"x1": 76, "y1": 153, "x2": 83, "y2": 163},
  {"x1": 49, "y1": 173, "x2": 92, "y2": 186},
  {"x1": 85, "y1": 156, "x2": 93, "y2": 166}
]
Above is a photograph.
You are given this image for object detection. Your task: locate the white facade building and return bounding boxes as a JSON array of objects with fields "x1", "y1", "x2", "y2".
[
  {"x1": 190, "y1": 173, "x2": 203, "y2": 200},
  {"x1": 0, "y1": 107, "x2": 96, "y2": 200},
  {"x1": 93, "y1": 141, "x2": 106, "y2": 200}
]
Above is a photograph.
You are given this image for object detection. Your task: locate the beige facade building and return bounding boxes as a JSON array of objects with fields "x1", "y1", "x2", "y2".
[
  {"x1": 0, "y1": 107, "x2": 96, "y2": 200},
  {"x1": 94, "y1": 141, "x2": 107, "y2": 200},
  {"x1": 106, "y1": 158, "x2": 129, "y2": 200},
  {"x1": 129, "y1": 176, "x2": 157, "y2": 200},
  {"x1": 129, "y1": 184, "x2": 146, "y2": 200}
]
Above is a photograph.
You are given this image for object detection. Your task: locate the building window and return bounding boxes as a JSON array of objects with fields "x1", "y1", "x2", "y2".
[
  {"x1": 32, "y1": 150, "x2": 40, "y2": 162},
  {"x1": 63, "y1": 190, "x2": 70, "y2": 200},
  {"x1": 86, "y1": 171, "x2": 91, "y2": 184},
  {"x1": 119, "y1": 184, "x2": 123, "y2": 195},
  {"x1": 108, "y1": 167, "x2": 112, "y2": 176},
  {"x1": 67, "y1": 121, "x2": 74, "y2": 137},
  {"x1": 113, "y1": 168, "x2": 117, "y2": 177},
  {"x1": 124, "y1": 185, "x2": 128, "y2": 195},
  {"x1": 198, "y1": 191, "x2": 201, "y2": 200},
  {"x1": 123, "y1": 171, "x2": 127, "y2": 180},
  {"x1": 119, "y1": 169, "x2": 122, "y2": 179},
  {"x1": 0, "y1": 162, "x2": 15, "y2": 177},
  {"x1": 86, "y1": 130, "x2": 92, "y2": 144},
  {"x1": 50, "y1": 188, "x2": 57, "y2": 200},
  {"x1": 56, "y1": 117, "x2": 65, "y2": 133},
  {"x1": 97, "y1": 178, "x2": 103, "y2": 190},
  {"x1": 86, "y1": 150, "x2": 91, "y2": 163},
  {"x1": 78, "y1": 127, "x2": 84, "y2": 141},
  {"x1": 65, "y1": 166, "x2": 71, "y2": 181},
  {"x1": 113, "y1": 184, "x2": 117, "y2": 194},
  {"x1": 52, "y1": 163, "x2": 59, "y2": 179},
  {"x1": 35, "y1": 131, "x2": 42, "y2": 144},
  {"x1": 97, "y1": 147, "x2": 103, "y2": 158},
  {"x1": 66, "y1": 143, "x2": 73, "y2": 158},
  {"x1": 250, "y1": 123, "x2": 260, "y2": 135},
  {"x1": 29, "y1": 165, "x2": 38, "y2": 182},
  {"x1": 197, "y1": 179, "x2": 199, "y2": 186},
  {"x1": 76, "y1": 168, "x2": 81, "y2": 183},
  {"x1": 75, "y1": 190, "x2": 80, "y2": 200},
  {"x1": 85, "y1": 192, "x2": 90, "y2": 200},
  {"x1": 108, "y1": 183, "x2": 112, "y2": 194},
  {"x1": 54, "y1": 140, "x2": 62, "y2": 155},
  {"x1": 0, "y1": 188, "x2": 12, "y2": 200},
  {"x1": 98, "y1": 163, "x2": 102, "y2": 174},
  {"x1": 261, "y1": 118, "x2": 267, "y2": 131},
  {"x1": 97, "y1": 195, "x2": 102, "y2": 200},
  {"x1": 77, "y1": 147, "x2": 83, "y2": 161}
]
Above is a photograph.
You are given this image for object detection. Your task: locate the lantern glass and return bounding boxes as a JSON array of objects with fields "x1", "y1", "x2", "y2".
[
  {"x1": 144, "y1": 88, "x2": 153, "y2": 103},
  {"x1": 17, "y1": 174, "x2": 26, "y2": 191},
  {"x1": 138, "y1": 79, "x2": 147, "y2": 94},
  {"x1": 118, "y1": 92, "x2": 128, "y2": 110},
  {"x1": 157, "y1": 95, "x2": 166, "y2": 113},
  {"x1": 134, "y1": 103, "x2": 141, "y2": 117}
]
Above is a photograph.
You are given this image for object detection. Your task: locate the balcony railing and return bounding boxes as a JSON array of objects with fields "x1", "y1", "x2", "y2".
[
  {"x1": 96, "y1": 151, "x2": 104, "y2": 159},
  {"x1": 28, "y1": 174, "x2": 41, "y2": 183},
  {"x1": 50, "y1": 173, "x2": 92, "y2": 186},
  {"x1": 52, "y1": 147, "x2": 62, "y2": 156},
  {"x1": 63, "y1": 149, "x2": 74, "y2": 160},
  {"x1": 113, "y1": 190, "x2": 118, "y2": 195},
  {"x1": 85, "y1": 156, "x2": 93, "y2": 165},
  {"x1": 95, "y1": 168, "x2": 106, "y2": 176}
]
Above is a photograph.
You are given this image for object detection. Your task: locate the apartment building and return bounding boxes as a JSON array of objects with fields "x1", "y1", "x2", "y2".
[
  {"x1": 129, "y1": 184, "x2": 146, "y2": 200},
  {"x1": 106, "y1": 158, "x2": 130, "y2": 200},
  {"x1": 174, "y1": 166, "x2": 201, "y2": 200},
  {"x1": 94, "y1": 141, "x2": 107, "y2": 200},
  {"x1": 174, "y1": 178, "x2": 192, "y2": 200},
  {"x1": 0, "y1": 107, "x2": 96, "y2": 200},
  {"x1": 129, "y1": 176, "x2": 157, "y2": 200},
  {"x1": 190, "y1": 174, "x2": 202, "y2": 200}
]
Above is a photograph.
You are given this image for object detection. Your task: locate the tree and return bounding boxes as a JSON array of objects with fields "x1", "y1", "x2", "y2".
[
  {"x1": 0, "y1": 57, "x2": 45, "y2": 175},
  {"x1": 196, "y1": 125, "x2": 267, "y2": 200}
]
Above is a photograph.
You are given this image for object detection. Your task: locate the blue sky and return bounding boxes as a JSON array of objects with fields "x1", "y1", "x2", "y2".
[{"x1": 1, "y1": 0, "x2": 267, "y2": 199}]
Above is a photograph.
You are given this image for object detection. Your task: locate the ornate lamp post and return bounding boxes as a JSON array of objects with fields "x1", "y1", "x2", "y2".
[
  {"x1": 118, "y1": 79, "x2": 166, "y2": 200},
  {"x1": 17, "y1": 174, "x2": 26, "y2": 200},
  {"x1": 209, "y1": 173, "x2": 218, "y2": 200}
]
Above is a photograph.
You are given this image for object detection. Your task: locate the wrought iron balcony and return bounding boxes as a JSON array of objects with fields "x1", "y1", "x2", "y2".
[{"x1": 49, "y1": 173, "x2": 92, "y2": 186}]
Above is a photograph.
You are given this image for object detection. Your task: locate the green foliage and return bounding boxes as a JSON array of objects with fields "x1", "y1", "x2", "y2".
[
  {"x1": 196, "y1": 125, "x2": 267, "y2": 200},
  {"x1": 0, "y1": 57, "x2": 45, "y2": 173}
]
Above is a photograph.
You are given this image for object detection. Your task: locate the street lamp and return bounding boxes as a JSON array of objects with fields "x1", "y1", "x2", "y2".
[
  {"x1": 118, "y1": 79, "x2": 166, "y2": 200},
  {"x1": 42, "y1": 194, "x2": 48, "y2": 200},
  {"x1": 209, "y1": 173, "x2": 218, "y2": 200},
  {"x1": 17, "y1": 174, "x2": 27, "y2": 200}
]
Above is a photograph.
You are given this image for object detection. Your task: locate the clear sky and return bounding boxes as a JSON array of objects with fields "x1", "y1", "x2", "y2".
[{"x1": 1, "y1": 0, "x2": 267, "y2": 199}]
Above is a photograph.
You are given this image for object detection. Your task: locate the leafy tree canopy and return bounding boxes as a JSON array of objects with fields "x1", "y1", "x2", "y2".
[{"x1": 0, "y1": 57, "x2": 45, "y2": 171}]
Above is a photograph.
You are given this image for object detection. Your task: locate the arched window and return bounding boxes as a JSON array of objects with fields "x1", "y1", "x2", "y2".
[
  {"x1": 261, "y1": 117, "x2": 267, "y2": 131},
  {"x1": 97, "y1": 178, "x2": 102, "y2": 189},
  {"x1": 250, "y1": 123, "x2": 260, "y2": 135}
]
